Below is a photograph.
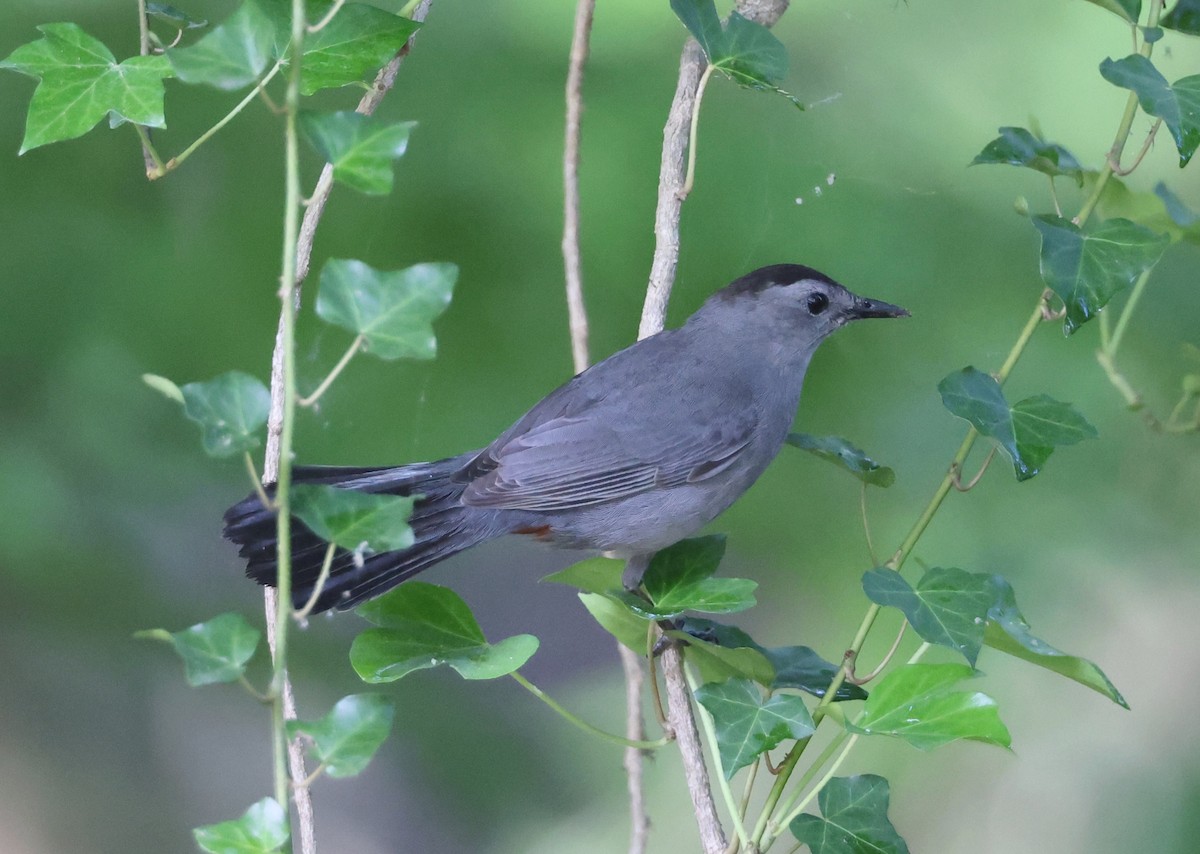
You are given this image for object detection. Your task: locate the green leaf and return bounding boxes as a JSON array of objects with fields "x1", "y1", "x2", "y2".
[
  {"x1": 789, "y1": 775, "x2": 910, "y2": 854},
  {"x1": 1081, "y1": 0, "x2": 1142, "y2": 23},
  {"x1": 846, "y1": 663, "x2": 1011, "y2": 751},
  {"x1": 301, "y1": 111, "x2": 415, "y2": 194},
  {"x1": 315, "y1": 259, "x2": 457, "y2": 359},
  {"x1": 148, "y1": 3, "x2": 208, "y2": 29},
  {"x1": 0, "y1": 24, "x2": 172, "y2": 154},
  {"x1": 194, "y1": 798, "x2": 288, "y2": 854},
  {"x1": 136, "y1": 612, "x2": 260, "y2": 687},
  {"x1": 785, "y1": 433, "x2": 895, "y2": 487},
  {"x1": 300, "y1": 5, "x2": 419, "y2": 95},
  {"x1": 286, "y1": 694, "x2": 394, "y2": 778},
  {"x1": 984, "y1": 575, "x2": 1128, "y2": 708},
  {"x1": 676, "y1": 617, "x2": 866, "y2": 700},
  {"x1": 1032, "y1": 214, "x2": 1170, "y2": 334},
  {"x1": 180, "y1": 371, "x2": 271, "y2": 458},
  {"x1": 290, "y1": 484, "x2": 415, "y2": 553},
  {"x1": 667, "y1": 629, "x2": 776, "y2": 686},
  {"x1": 970, "y1": 126, "x2": 1084, "y2": 184},
  {"x1": 695, "y1": 678, "x2": 815, "y2": 778},
  {"x1": 142, "y1": 372, "x2": 185, "y2": 404},
  {"x1": 544, "y1": 556, "x2": 624, "y2": 594},
  {"x1": 168, "y1": 0, "x2": 276, "y2": 90},
  {"x1": 1083, "y1": 172, "x2": 1200, "y2": 244},
  {"x1": 577, "y1": 591, "x2": 650, "y2": 652},
  {"x1": 351, "y1": 582, "x2": 539, "y2": 682},
  {"x1": 670, "y1": 0, "x2": 799, "y2": 104},
  {"x1": 938, "y1": 367, "x2": 1097, "y2": 480},
  {"x1": 619, "y1": 536, "x2": 756, "y2": 618},
  {"x1": 862, "y1": 567, "x2": 993, "y2": 666},
  {"x1": 1099, "y1": 55, "x2": 1200, "y2": 166},
  {"x1": 1154, "y1": 181, "x2": 1200, "y2": 227},
  {"x1": 1163, "y1": 0, "x2": 1200, "y2": 35}
]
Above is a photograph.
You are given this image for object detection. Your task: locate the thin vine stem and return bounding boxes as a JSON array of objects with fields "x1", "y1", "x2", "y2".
[
  {"x1": 509, "y1": 672, "x2": 672, "y2": 750},
  {"x1": 307, "y1": 0, "x2": 346, "y2": 32},
  {"x1": 299, "y1": 334, "x2": 364, "y2": 407},
  {"x1": 292, "y1": 542, "x2": 336, "y2": 621},
  {"x1": 680, "y1": 63, "x2": 716, "y2": 200},
  {"x1": 684, "y1": 663, "x2": 752, "y2": 851},
  {"x1": 242, "y1": 451, "x2": 274, "y2": 511}
]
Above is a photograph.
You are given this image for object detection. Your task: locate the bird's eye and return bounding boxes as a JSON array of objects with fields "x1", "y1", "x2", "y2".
[{"x1": 806, "y1": 293, "x2": 830, "y2": 315}]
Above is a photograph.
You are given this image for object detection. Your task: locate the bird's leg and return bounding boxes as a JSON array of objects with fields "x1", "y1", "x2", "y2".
[{"x1": 622, "y1": 552, "x2": 653, "y2": 591}]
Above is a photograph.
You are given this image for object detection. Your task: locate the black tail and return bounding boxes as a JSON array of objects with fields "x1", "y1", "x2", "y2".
[{"x1": 223, "y1": 452, "x2": 492, "y2": 613}]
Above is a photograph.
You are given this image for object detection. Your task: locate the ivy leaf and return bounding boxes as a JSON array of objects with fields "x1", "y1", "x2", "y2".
[
  {"x1": 862, "y1": 567, "x2": 993, "y2": 666},
  {"x1": 984, "y1": 576, "x2": 1128, "y2": 708},
  {"x1": 290, "y1": 484, "x2": 415, "y2": 553},
  {"x1": 577, "y1": 591, "x2": 649, "y2": 652},
  {"x1": 846, "y1": 663, "x2": 1011, "y2": 751},
  {"x1": 1083, "y1": 172, "x2": 1200, "y2": 245},
  {"x1": 1163, "y1": 0, "x2": 1200, "y2": 35},
  {"x1": 695, "y1": 678, "x2": 815, "y2": 778},
  {"x1": 168, "y1": 0, "x2": 276, "y2": 90},
  {"x1": 1155, "y1": 182, "x2": 1200, "y2": 227},
  {"x1": 676, "y1": 617, "x2": 866, "y2": 700},
  {"x1": 1081, "y1": 0, "x2": 1142, "y2": 22},
  {"x1": 300, "y1": 4, "x2": 420, "y2": 95},
  {"x1": 544, "y1": 555, "x2": 624, "y2": 595},
  {"x1": 286, "y1": 694, "x2": 394, "y2": 778},
  {"x1": 789, "y1": 775, "x2": 910, "y2": 854},
  {"x1": 938, "y1": 367, "x2": 1097, "y2": 481},
  {"x1": 179, "y1": 371, "x2": 271, "y2": 458},
  {"x1": 148, "y1": 3, "x2": 209, "y2": 30},
  {"x1": 786, "y1": 433, "x2": 895, "y2": 487},
  {"x1": 617, "y1": 535, "x2": 757, "y2": 618},
  {"x1": 1032, "y1": 215, "x2": 1169, "y2": 334},
  {"x1": 667, "y1": 628, "x2": 777, "y2": 686},
  {"x1": 670, "y1": 0, "x2": 800, "y2": 105},
  {"x1": 194, "y1": 798, "x2": 289, "y2": 854},
  {"x1": 136, "y1": 613, "x2": 261, "y2": 687},
  {"x1": 300, "y1": 111, "x2": 416, "y2": 195},
  {"x1": 1099, "y1": 55, "x2": 1200, "y2": 166},
  {"x1": 970, "y1": 126, "x2": 1084, "y2": 184},
  {"x1": 0, "y1": 24, "x2": 172, "y2": 154},
  {"x1": 351, "y1": 582, "x2": 539, "y2": 682},
  {"x1": 315, "y1": 259, "x2": 457, "y2": 359}
]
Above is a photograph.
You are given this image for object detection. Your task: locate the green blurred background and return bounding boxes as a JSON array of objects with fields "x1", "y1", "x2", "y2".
[{"x1": 2, "y1": 1, "x2": 1198, "y2": 851}]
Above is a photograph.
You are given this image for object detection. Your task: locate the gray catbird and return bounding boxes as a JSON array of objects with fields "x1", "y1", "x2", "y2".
[{"x1": 225, "y1": 264, "x2": 907, "y2": 612}]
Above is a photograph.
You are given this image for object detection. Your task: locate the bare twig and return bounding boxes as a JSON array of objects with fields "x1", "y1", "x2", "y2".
[
  {"x1": 260, "y1": 5, "x2": 434, "y2": 852},
  {"x1": 636, "y1": 3, "x2": 789, "y2": 850},
  {"x1": 562, "y1": 0, "x2": 595, "y2": 378}
]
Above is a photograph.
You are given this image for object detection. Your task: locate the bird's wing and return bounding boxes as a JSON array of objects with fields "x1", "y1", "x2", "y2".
[{"x1": 457, "y1": 409, "x2": 756, "y2": 512}]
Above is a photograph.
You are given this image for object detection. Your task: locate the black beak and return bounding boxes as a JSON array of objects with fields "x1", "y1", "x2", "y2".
[{"x1": 850, "y1": 296, "x2": 909, "y2": 319}]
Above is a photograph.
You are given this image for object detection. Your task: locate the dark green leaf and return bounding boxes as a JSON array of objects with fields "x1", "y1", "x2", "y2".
[
  {"x1": 1084, "y1": 172, "x2": 1200, "y2": 244},
  {"x1": 291, "y1": 484, "x2": 415, "y2": 553},
  {"x1": 194, "y1": 798, "x2": 288, "y2": 854},
  {"x1": 1081, "y1": 0, "x2": 1142, "y2": 22},
  {"x1": 676, "y1": 617, "x2": 866, "y2": 700},
  {"x1": 862, "y1": 567, "x2": 993, "y2": 666},
  {"x1": 695, "y1": 678, "x2": 815, "y2": 777},
  {"x1": 1163, "y1": 0, "x2": 1200, "y2": 35},
  {"x1": 301, "y1": 111, "x2": 415, "y2": 195},
  {"x1": 846, "y1": 663, "x2": 1011, "y2": 750},
  {"x1": 300, "y1": 5, "x2": 419, "y2": 95},
  {"x1": 970, "y1": 126, "x2": 1084, "y2": 184},
  {"x1": 1099, "y1": 55, "x2": 1200, "y2": 166},
  {"x1": 1032, "y1": 214, "x2": 1169, "y2": 334},
  {"x1": 148, "y1": 3, "x2": 208, "y2": 29},
  {"x1": 179, "y1": 371, "x2": 271, "y2": 458},
  {"x1": 789, "y1": 775, "x2": 910, "y2": 854},
  {"x1": 543, "y1": 556, "x2": 624, "y2": 594},
  {"x1": 315, "y1": 259, "x2": 457, "y2": 359},
  {"x1": 1154, "y1": 181, "x2": 1200, "y2": 226},
  {"x1": 0, "y1": 24, "x2": 172, "y2": 153},
  {"x1": 786, "y1": 433, "x2": 895, "y2": 487},
  {"x1": 351, "y1": 582, "x2": 538, "y2": 682},
  {"x1": 938, "y1": 367, "x2": 1098, "y2": 480},
  {"x1": 670, "y1": 0, "x2": 798, "y2": 103},
  {"x1": 136, "y1": 612, "x2": 260, "y2": 687},
  {"x1": 168, "y1": 0, "x2": 276, "y2": 90},
  {"x1": 286, "y1": 694, "x2": 394, "y2": 778},
  {"x1": 984, "y1": 576, "x2": 1128, "y2": 708},
  {"x1": 623, "y1": 535, "x2": 756, "y2": 617}
]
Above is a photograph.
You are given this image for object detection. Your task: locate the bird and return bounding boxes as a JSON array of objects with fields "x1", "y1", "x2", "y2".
[{"x1": 224, "y1": 264, "x2": 908, "y2": 613}]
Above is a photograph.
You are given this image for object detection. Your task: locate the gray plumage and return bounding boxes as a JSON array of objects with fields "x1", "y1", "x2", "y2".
[{"x1": 224, "y1": 264, "x2": 907, "y2": 612}]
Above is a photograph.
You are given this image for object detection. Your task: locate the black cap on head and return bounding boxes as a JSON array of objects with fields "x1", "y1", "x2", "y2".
[{"x1": 718, "y1": 264, "x2": 841, "y2": 300}]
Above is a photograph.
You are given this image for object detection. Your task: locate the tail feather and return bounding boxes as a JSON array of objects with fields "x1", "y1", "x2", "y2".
[{"x1": 223, "y1": 452, "x2": 494, "y2": 613}]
